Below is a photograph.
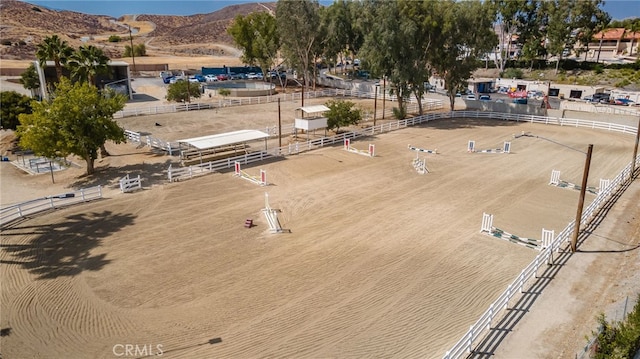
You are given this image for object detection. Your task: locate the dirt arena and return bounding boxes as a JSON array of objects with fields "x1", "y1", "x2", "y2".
[{"x1": 1, "y1": 99, "x2": 639, "y2": 358}]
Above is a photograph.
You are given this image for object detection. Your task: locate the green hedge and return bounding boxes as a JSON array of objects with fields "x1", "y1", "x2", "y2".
[{"x1": 593, "y1": 295, "x2": 640, "y2": 359}]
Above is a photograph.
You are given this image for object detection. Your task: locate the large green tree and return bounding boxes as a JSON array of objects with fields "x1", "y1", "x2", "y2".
[
  {"x1": 166, "y1": 80, "x2": 201, "y2": 103},
  {"x1": 228, "y1": 12, "x2": 280, "y2": 84},
  {"x1": 276, "y1": 0, "x2": 321, "y2": 106},
  {"x1": 1, "y1": 91, "x2": 32, "y2": 130},
  {"x1": 545, "y1": 0, "x2": 574, "y2": 73},
  {"x1": 573, "y1": 0, "x2": 610, "y2": 61},
  {"x1": 324, "y1": 99, "x2": 362, "y2": 133},
  {"x1": 68, "y1": 45, "x2": 111, "y2": 85},
  {"x1": 17, "y1": 78, "x2": 126, "y2": 175},
  {"x1": 490, "y1": 0, "x2": 525, "y2": 72},
  {"x1": 35, "y1": 34, "x2": 73, "y2": 81}
]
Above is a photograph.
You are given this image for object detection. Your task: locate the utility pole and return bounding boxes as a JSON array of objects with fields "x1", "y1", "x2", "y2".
[
  {"x1": 278, "y1": 98, "x2": 282, "y2": 148},
  {"x1": 129, "y1": 25, "x2": 136, "y2": 73},
  {"x1": 373, "y1": 85, "x2": 378, "y2": 127},
  {"x1": 570, "y1": 144, "x2": 594, "y2": 252},
  {"x1": 632, "y1": 116, "x2": 640, "y2": 178},
  {"x1": 382, "y1": 76, "x2": 386, "y2": 119}
]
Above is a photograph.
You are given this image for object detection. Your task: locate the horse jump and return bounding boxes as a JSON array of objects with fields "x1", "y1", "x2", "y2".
[
  {"x1": 468, "y1": 140, "x2": 511, "y2": 154},
  {"x1": 481, "y1": 212, "x2": 540, "y2": 250},
  {"x1": 234, "y1": 161, "x2": 267, "y2": 186},
  {"x1": 408, "y1": 144, "x2": 438, "y2": 154},
  {"x1": 548, "y1": 169, "x2": 602, "y2": 195},
  {"x1": 344, "y1": 138, "x2": 375, "y2": 157},
  {"x1": 262, "y1": 193, "x2": 284, "y2": 233},
  {"x1": 412, "y1": 154, "x2": 429, "y2": 174}
]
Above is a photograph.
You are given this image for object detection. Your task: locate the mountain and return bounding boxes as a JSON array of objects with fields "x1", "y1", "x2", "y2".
[{"x1": 0, "y1": 0, "x2": 276, "y2": 60}]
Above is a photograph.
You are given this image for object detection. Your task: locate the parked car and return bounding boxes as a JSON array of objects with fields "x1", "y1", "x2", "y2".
[
  {"x1": 163, "y1": 76, "x2": 175, "y2": 84},
  {"x1": 216, "y1": 74, "x2": 229, "y2": 81},
  {"x1": 465, "y1": 94, "x2": 476, "y2": 100},
  {"x1": 613, "y1": 98, "x2": 634, "y2": 106},
  {"x1": 512, "y1": 98, "x2": 528, "y2": 104},
  {"x1": 188, "y1": 76, "x2": 200, "y2": 83},
  {"x1": 204, "y1": 74, "x2": 218, "y2": 82},
  {"x1": 479, "y1": 95, "x2": 491, "y2": 101}
]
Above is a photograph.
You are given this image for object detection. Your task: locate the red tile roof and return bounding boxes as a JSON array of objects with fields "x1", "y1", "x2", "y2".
[{"x1": 594, "y1": 28, "x2": 640, "y2": 41}]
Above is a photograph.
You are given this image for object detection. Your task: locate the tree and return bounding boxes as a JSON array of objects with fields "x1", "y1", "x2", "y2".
[
  {"x1": 123, "y1": 44, "x2": 146, "y2": 57},
  {"x1": 228, "y1": 12, "x2": 280, "y2": 84},
  {"x1": 624, "y1": 20, "x2": 640, "y2": 56},
  {"x1": 324, "y1": 99, "x2": 362, "y2": 133},
  {"x1": 35, "y1": 34, "x2": 73, "y2": 81},
  {"x1": 1, "y1": 91, "x2": 32, "y2": 130},
  {"x1": 16, "y1": 78, "x2": 126, "y2": 175},
  {"x1": 276, "y1": 0, "x2": 321, "y2": 106},
  {"x1": 67, "y1": 45, "x2": 110, "y2": 85},
  {"x1": 573, "y1": 0, "x2": 609, "y2": 61},
  {"x1": 515, "y1": 0, "x2": 548, "y2": 70},
  {"x1": 545, "y1": 0, "x2": 574, "y2": 73},
  {"x1": 490, "y1": 0, "x2": 526, "y2": 72},
  {"x1": 166, "y1": 80, "x2": 201, "y2": 103},
  {"x1": 19, "y1": 63, "x2": 41, "y2": 98}
]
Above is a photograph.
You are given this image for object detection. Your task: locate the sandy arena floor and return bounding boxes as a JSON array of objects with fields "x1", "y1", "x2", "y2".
[{"x1": 1, "y1": 100, "x2": 639, "y2": 358}]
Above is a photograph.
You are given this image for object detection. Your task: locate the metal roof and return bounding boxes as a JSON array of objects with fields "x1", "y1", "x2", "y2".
[
  {"x1": 178, "y1": 130, "x2": 270, "y2": 150},
  {"x1": 297, "y1": 105, "x2": 330, "y2": 114}
]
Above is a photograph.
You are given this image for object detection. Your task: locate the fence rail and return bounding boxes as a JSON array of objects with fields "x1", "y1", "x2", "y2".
[
  {"x1": 116, "y1": 88, "x2": 444, "y2": 120},
  {"x1": 0, "y1": 186, "x2": 104, "y2": 228}
]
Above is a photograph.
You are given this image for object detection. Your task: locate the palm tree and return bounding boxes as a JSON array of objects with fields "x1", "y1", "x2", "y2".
[
  {"x1": 68, "y1": 45, "x2": 111, "y2": 86},
  {"x1": 35, "y1": 35, "x2": 73, "y2": 81},
  {"x1": 624, "y1": 21, "x2": 640, "y2": 56}
]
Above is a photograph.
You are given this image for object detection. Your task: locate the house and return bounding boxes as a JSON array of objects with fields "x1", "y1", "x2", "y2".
[
  {"x1": 35, "y1": 60, "x2": 132, "y2": 100},
  {"x1": 586, "y1": 28, "x2": 640, "y2": 61}
]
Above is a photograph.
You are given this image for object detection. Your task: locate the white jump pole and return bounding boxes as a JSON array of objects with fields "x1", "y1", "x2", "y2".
[
  {"x1": 481, "y1": 213, "x2": 493, "y2": 233},
  {"x1": 549, "y1": 170, "x2": 560, "y2": 185}
]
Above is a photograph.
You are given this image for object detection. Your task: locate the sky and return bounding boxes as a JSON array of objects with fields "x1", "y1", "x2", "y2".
[{"x1": 21, "y1": 0, "x2": 640, "y2": 20}]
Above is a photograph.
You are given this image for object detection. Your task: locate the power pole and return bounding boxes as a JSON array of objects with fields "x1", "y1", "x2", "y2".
[
  {"x1": 570, "y1": 144, "x2": 594, "y2": 252},
  {"x1": 278, "y1": 98, "x2": 282, "y2": 148},
  {"x1": 632, "y1": 116, "x2": 640, "y2": 178},
  {"x1": 373, "y1": 85, "x2": 378, "y2": 127},
  {"x1": 129, "y1": 25, "x2": 136, "y2": 73}
]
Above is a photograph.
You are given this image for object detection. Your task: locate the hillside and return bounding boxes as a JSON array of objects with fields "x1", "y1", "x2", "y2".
[{"x1": 0, "y1": 0, "x2": 275, "y2": 61}]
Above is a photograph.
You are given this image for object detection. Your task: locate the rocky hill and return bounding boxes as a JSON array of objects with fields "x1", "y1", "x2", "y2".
[{"x1": 0, "y1": 0, "x2": 276, "y2": 60}]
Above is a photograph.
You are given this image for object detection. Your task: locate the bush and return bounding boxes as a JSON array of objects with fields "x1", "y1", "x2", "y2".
[
  {"x1": 594, "y1": 64, "x2": 604, "y2": 74},
  {"x1": 1, "y1": 39, "x2": 12, "y2": 46},
  {"x1": 108, "y1": 35, "x2": 121, "y2": 42},
  {"x1": 501, "y1": 68, "x2": 524, "y2": 79},
  {"x1": 592, "y1": 295, "x2": 640, "y2": 358}
]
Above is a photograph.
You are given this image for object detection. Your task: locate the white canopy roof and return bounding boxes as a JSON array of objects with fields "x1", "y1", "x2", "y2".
[
  {"x1": 178, "y1": 130, "x2": 270, "y2": 150},
  {"x1": 297, "y1": 105, "x2": 330, "y2": 114}
]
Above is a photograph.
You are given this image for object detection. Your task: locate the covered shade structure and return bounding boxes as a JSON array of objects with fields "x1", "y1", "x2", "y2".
[{"x1": 177, "y1": 129, "x2": 270, "y2": 164}]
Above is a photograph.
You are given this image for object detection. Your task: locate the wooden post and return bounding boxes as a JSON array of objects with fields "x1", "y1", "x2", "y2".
[
  {"x1": 632, "y1": 116, "x2": 640, "y2": 178},
  {"x1": 278, "y1": 98, "x2": 282, "y2": 148},
  {"x1": 382, "y1": 77, "x2": 386, "y2": 119},
  {"x1": 373, "y1": 85, "x2": 378, "y2": 127},
  {"x1": 570, "y1": 144, "x2": 593, "y2": 252}
]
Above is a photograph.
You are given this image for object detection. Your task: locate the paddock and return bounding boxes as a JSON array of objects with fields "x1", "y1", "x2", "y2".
[{"x1": 0, "y1": 116, "x2": 636, "y2": 358}]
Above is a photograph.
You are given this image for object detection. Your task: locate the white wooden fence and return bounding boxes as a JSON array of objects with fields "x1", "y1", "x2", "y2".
[
  {"x1": 119, "y1": 174, "x2": 142, "y2": 193},
  {"x1": 116, "y1": 88, "x2": 444, "y2": 119},
  {"x1": 0, "y1": 186, "x2": 104, "y2": 228}
]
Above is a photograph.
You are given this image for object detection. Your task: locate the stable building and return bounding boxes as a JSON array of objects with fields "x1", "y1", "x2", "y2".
[{"x1": 35, "y1": 60, "x2": 132, "y2": 100}]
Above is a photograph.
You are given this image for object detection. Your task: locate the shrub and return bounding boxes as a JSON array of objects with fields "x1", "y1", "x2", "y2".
[
  {"x1": 1, "y1": 39, "x2": 12, "y2": 46},
  {"x1": 108, "y1": 35, "x2": 121, "y2": 42},
  {"x1": 594, "y1": 64, "x2": 604, "y2": 74},
  {"x1": 502, "y1": 68, "x2": 524, "y2": 79},
  {"x1": 592, "y1": 295, "x2": 640, "y2": 358}
]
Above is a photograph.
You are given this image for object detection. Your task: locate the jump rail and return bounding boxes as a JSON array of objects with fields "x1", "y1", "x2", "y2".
[{"x1": 0, "y1": 186, "x2": 104, "y2": 228}]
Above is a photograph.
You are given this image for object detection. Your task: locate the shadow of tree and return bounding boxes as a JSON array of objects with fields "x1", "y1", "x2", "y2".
[
  {"x1": 0, "y1": 210, "x2": 136, "y2": 279},
  {"x1": 69, "y1": 160, "x2": 174, "y2": 191}
]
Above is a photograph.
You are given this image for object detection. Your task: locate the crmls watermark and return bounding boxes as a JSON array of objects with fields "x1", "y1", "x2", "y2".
[{"x1": 112, "y1": 344, "x2": 164, "y2": 357}]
